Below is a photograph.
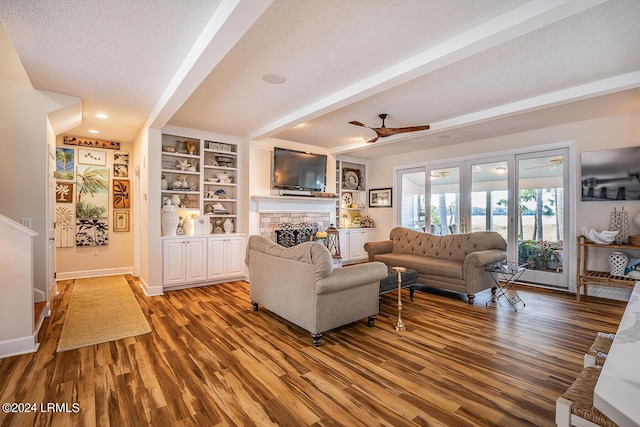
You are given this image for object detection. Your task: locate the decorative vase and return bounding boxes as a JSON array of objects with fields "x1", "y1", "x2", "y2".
[
  {"x1": 183, "y1": 216, "x2": 193, "y2": 235},
  {"x1": 171, "y1": 194, "x2": 181, "y2": 206},
  {"x1": 608, "y1": 251, "x2": 628, "y2": 276},
  {"x1": 161, "y1": 205, "x2": 179, "y2": 236},
  {"x1": 161, "y1": 175, "x2": 168, "y2": 190},
  {"x1": 223, "y1": 218, "x2": 234, "y2": 233}
]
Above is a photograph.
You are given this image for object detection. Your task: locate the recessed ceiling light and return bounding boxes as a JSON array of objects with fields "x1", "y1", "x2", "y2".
[
  {"x1": 496, "y1": 167, "x2": 507, "y2": 174},
  {"x1": 96, "y1": 113, "x2": 109, "y2": 119},
  {"x1": 88, "y1": 129, "x2": 99, "y2": 134},
  {"x1": 437, "y1": 134, "x2": 452, "y2": 139},
  {"x1": 262, "y1": 74, "x2": 286, "y2": 84},
  {"x1": 123, "y1": 124, "x2": 133, "y2": 130}
]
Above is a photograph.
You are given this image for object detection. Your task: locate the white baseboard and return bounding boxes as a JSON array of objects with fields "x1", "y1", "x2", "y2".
[
  {"x1": 0, "y1": 334, "x2": 39, "y2": 359},
  {"x1": 56, "y1": 267, "x2": 134, "y2": 281},
  {"x1": 140, "y1": 277, "x2": 163, "y2": 296}
]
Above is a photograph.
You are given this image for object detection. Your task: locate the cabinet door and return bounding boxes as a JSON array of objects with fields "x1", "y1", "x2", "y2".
[
  {"x1": 163, "y1": 240, "x2": 185, "y2": 286},
  {"x1": 225, "y1": 236, "x2": 246, "y2": 277},
  {"x1": 185, "y1": 238, "x2": 207, "y2": 283},
  {"x1": 207, "y1": 237, "x2": 226, "y2": 280},
  {"x1": 339, "y1": 230, "x2": 350, "y2": 261},
  {"x1": 349, "y1": 230, "x2": 368, "y2": 260}
]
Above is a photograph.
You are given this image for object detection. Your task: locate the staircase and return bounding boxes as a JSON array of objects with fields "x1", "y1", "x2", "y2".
[{"x1": 0, "y1": 213, "x2": 40, "y2": 358}]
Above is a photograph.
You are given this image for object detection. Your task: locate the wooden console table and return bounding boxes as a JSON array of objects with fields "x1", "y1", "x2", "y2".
[{"x1": 576, "y1": 235, "x2": 640, "y2": 301}]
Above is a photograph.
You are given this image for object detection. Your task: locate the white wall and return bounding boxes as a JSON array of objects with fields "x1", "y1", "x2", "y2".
[
  {"x1": 0, "y1": 26, "x2": 80, "y2": 293},
  {"x1": 248, "y1": 138, "x2": 337, "y2": 235}
]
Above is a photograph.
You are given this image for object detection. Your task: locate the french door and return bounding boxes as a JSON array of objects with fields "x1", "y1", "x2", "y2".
[{"x1": 397, "y1": 148, "x2": 570, "y2": 288}]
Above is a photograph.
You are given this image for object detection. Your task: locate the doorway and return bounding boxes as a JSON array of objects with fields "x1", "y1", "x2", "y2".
[{"x1": 397, "y1": 147, "x2": 570, "y2": 288}]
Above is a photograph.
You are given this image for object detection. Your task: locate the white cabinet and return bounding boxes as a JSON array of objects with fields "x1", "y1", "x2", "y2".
[
  {"x1": 162, "y1": 238, "x2": 207, "y2": 286},
  {"x1": 338, "y1": 229, "x2": 376, "y2": 264},
  {"x1": 207, "y1": 235, "x2": 246, "y2": 281}
]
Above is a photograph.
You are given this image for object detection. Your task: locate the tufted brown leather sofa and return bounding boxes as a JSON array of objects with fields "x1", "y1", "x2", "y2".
[{"x1": 364, "y1": 227, "x2": 507, "y2": 304}]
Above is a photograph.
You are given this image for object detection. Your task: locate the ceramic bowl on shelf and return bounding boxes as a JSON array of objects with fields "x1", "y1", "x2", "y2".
[{"x1": 216, "y1": 173, "x2": 232, "y2": 183}]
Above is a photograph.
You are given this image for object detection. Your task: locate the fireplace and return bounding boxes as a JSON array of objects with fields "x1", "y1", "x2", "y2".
[{"x1": 251, "y1": 195, "x2": 336, "y2": 242}]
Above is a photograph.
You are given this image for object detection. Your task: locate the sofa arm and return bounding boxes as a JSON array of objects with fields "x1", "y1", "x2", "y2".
[
  {"x1": 363, "y1": 240, "x2": 393, "y2": 262},
  {"x1": 316, "y1": 262, "x2": 388, "y2": 295},
  {"x1": 463, "y1": 249, "x2": 508, "y2": 271}
]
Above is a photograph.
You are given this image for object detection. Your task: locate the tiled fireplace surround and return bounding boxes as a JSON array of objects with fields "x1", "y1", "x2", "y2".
[{"x1": 252, "y1": 196, "x2": 336, "y2": 241}]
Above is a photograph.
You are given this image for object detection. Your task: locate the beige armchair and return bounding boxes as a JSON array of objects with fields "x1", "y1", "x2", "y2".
[{"x1": 245, "y1": 235, "x2": 388, "y2": 347}]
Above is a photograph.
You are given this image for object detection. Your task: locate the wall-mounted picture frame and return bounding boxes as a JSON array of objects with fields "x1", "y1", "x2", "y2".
[
  {"x1": 78, "y1": 149, "x2": 106, "y2": 166},
  {"x1": 54, "y1": 147, "x2": 75, "y2": 180},
  {"x1": 113, "y1": 210, "x2": 130, "y2": 232},
  {"x1": 581, "y1": 145, "x2": 640, "y2": 201},
  {"x1": 113, "y1": 151, "x2": 129, "y2": 164},
  {"x1": 55, "y1": 182, "x2": 73, "y2": 203},
  {"x1": 113, "y1": 179, "x2": 130, "y2": 208},
  {"x1": 369, "y1": 188, "x2": 392, "y2": 207},
  {"x1": 113, "y1": 164, "x2": 128, "y2": 177}
]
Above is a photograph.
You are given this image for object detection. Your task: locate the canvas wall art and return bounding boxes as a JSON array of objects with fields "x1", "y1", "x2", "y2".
[
  {"x1": 113, "y1": 164, "x2": 128, "y2": 177},
  {"x1": 581, "y1": 146, "x2": 640, "y2": 201},
  {"x1": 78, "y1": 149, "x2": 106, "y2": 166},
  {"x1": 56, "y1": 182, "x2": 73, "y2": 203},
  {"x1": 54, "y1": 147, "x2": 75, "y2": 180},
  {"x1": 113, "y1": 179, "x2": 130, "y2": 208},
  {"x1": 114, "y1": 151, "x2": 129, "y2": 164},
  {"x1": 76, "y1": 165, "x2": 109, "y2": 218},
  {"x1": 76, "y1": 219, "x2": 109, "y2": 246},
  {"x1": 55, "y1": 205, "x2": 75, "y2": 248}
]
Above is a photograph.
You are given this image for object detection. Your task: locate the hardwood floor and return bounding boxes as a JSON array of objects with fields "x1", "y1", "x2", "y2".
[{"x1": 0, "y1": 276, "x2": 626, "y2": 426}]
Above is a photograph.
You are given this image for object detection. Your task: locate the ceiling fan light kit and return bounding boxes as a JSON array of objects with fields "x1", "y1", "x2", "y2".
[{"x1": 349, "y1": 113, "x2": 430, "y2": 143}]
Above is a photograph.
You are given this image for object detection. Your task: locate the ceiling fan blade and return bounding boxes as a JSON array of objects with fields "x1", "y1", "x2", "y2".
[
  {"x1": 366, "y1": 136, "x2": 379, "y2": 143},
  {"x1": 348, "y1": 121, "x2": 368, "y2": 128},
  {"x1": 388, "y1": 125, "x2": 431, "y2": 133}
]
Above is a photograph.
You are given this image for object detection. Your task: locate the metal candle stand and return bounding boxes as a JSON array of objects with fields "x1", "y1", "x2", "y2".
[{"x1": 393, "y1": 266, "x2": 407, "y2": 331}]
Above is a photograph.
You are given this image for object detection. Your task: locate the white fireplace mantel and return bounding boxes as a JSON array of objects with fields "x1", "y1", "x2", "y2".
[{"x1": 251, "y1": 195, "x2": 337, "y2": 213}]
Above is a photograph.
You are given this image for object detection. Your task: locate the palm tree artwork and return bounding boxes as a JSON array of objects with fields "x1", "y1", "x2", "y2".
[
  {"x1": 113, "y1": 179, "x2": 130, "y2": 208},
  {"x1": 76, "y1": 165, "x2": 109, "y2": 218},
  {"x1": 54, "y1": 147, "x2": 74, "y2": 180}
]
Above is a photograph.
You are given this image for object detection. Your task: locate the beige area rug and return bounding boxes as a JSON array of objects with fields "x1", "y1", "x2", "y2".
[{"x1": 57, "y1": 275, "x2": 151, "y2": 352}]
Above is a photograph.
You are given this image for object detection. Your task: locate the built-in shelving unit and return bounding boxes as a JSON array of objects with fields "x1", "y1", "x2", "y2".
[
  {"x1": 160, "y1": 128, "x2": 245, "y2": 289},
  {"x1": 336, "y1": 159, "x2": 367, "y2": 229}
]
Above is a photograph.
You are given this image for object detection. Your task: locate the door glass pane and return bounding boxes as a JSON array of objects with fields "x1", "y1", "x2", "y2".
[
  {"x1": 471, "y1": 161, "x2": 508, "y2": 239},
  {"x1": 399, "y1": 170, "x2": 426, "y2": 231},
  {"x1": 517, "y1": 155, "x2": 564, "y2": 274},
  {"x1": 430, "y1": 167, "x2": 460, "y2": 235}
]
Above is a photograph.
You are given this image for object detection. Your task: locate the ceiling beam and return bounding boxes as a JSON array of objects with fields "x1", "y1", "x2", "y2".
[
  {"x1": 148, "y1": 0, "x2": 272, "y2": 129},
  {"x1": 250, "y1": 0, "x2": 608, "y2": 141}
]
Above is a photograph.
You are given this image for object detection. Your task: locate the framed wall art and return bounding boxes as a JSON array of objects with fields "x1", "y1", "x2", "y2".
[
  {"x1": 581, "y1": 145, "x2": 640, "y2": 201},
  {"x1": 113, "y1": 164, "x2": 128, "y2": 177},
  {"x1": 78, "y1": 149, "x2": 106, "y2": 166},
  {"x1": 113, "y1": 210, "x2": 130, "y2": 232},
  {"x1": 369, "y1": 188, "x2": 392, "y2": 207},
  {"x1": 113, "y1": 179, "x2": 130, "y2": 208},
  {"x1": 54, "y1": 147, "x2": 75, "y2": 180},
  {"x1": 76, "y1": 165, "x2": 109, "y2": 218},
  {"x1": 114, "y1": 151, "x2": 129, "y2": 164},
  {"x1": 55, "y1": 182, "x2": 73, "y2": 203}
]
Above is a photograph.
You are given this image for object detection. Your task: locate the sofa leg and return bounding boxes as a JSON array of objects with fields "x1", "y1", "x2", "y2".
[
  {"x1": 312, "y1": 333, "x2": 322, "y2": 347},
  {"x1": 251, "y1": 301, "x2": 259, "y2": 311},
  {"x1": 467, "y1": 294, "x2": 475, "y2": 305},
  {"x1": 367, "y1": 315, "x2": 376, "y2": 327},
  {"x1": 409, "y1": 286, "x2": 415, "y2": 301}
]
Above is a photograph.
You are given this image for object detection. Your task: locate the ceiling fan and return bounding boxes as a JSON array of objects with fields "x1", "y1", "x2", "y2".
[{"x1": 349, "y1": 113, "x2": 430, "y2": 143}]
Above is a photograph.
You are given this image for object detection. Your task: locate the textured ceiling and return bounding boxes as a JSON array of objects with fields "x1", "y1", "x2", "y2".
[{"x1": 1, "y1": 0, "x2": 639, "y2": 158}]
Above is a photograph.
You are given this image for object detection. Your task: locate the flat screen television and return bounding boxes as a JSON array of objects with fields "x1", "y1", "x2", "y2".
[{"x1": 272, "y1": 147, "x2": 327, "y2": 192}]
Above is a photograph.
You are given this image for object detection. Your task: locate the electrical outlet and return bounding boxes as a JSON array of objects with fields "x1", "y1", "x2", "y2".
[{"x1": 92, "y1": 249, "x2": 98, "y2": 256}]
